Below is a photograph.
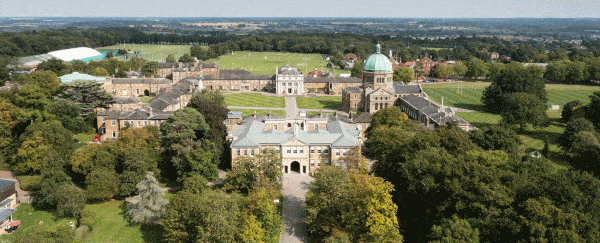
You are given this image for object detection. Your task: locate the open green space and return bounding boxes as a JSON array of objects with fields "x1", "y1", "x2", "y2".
[
  {"x1": 224, "y1": 93, "x2": 285, "y2": 108},
  {"x1": 206, "y1": 51, "x2": 351, "y2": 76},
  {"x1": 2, "y1": 201, "x2": 164, "y2": 242},
  {"x1": 140, "y1": 97, "x2": 153, "y2": 103},
  {"x1": 297, "y1": 96, "x2": 342, "y2": 110},
  {"x1": 456, "y1": 110, "x2": 569, "y2": 170},
  {"x1": 97, "y1": 44, "x2": 192, "y2": 62},
  {"x1": 73, "y1": 133, "x2": 96, "y2": 143},
  {"x1": 229, "y1": 109, "x2": 286, "y2": 117},
  {"x1": 422, "y1": 82, "x2": 600, "y2": 111}
]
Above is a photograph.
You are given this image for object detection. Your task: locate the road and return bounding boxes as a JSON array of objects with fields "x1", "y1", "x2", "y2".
[{"x1": 280, "y1": 173, "x2": 313, "y2": 243}]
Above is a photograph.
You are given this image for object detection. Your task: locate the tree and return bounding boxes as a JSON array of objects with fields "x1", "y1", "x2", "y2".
[
  {"x1": 482, "y1": 62, "x2": 547, "y2": 113},
  {"x1": 306, "y1": 166, "x2": 402, "y2": 243},
  {"x1": 451, "y1": 61, "x2": 467, "y2": 77},
  {"x1": 56, "y1": 80, "x2": 116, "y2": 116},
  {"x1": 350, "y1": 61, "x2": 364, "y2": 78},
  {"x1": 545, "y1": 60, "x2": 569, "y2": 83},
  {"x1": 225, "y1": 149, "x2": 283, "y2": 194},
  {"x1": 468, "y1": 125, "x2": 522, "y2": 154},
  {"x1": 161, "y1": 189, "x2": 240, "y2": 243},
  {"x1": 55, "y1": 183, "x2": 86, "y2": 218},
  {"x1": 430, "y1": 215, "x2": 479, "y2": 243},
  {"x1": 117, "y1": 49, "x2": 128, "y2": 56},
  {"x1": 160, "y1": 107, "x2": 218, "y2": 182},
  {"x1": 85, "y1": 168, "x2": 119, "y2": 201},
  {"x1": 127, "y1": 172, "x2": 168, "y2": 224},
  {"x1": 141, "y1": 61, "x2": 160, "y2": 77},
  {"x1": 36, "y1": 58, "x2": 69, "y2": 76},
  {"x1": 465, "y1": 58, "x2": 488, "y2": 79},
  {"x1": 105, "y1": 50, "x2": 114, "y2": 58},
  {"x1": 178, "y1": 53, "x2": 195, "y2": 63},
  {"x1": 561, "y1": 100, "x2": 583, "y2": 123},
  {"x1": 165, "y1": 54, "x2": 175, "y2": 63},
  {"x1": 128, "y1": 57, "x2": 145, "y2": 72},
  {"x1": 47, "y1": 99, "x2": 90, "y2": 133},
  {"x1": 560, "y1": 118, "x2": 596, "y2": 151},
  {"x1": 0, "y1": 98, "x2": 20, "y2": 162},
  {"x1": 501, "y1": 92, "x2": 549, "y2": 130},
  {"x1": 393, "y1": 67, "x2": 414, "y2": 83},
  {"x1": 586, "y1": 91, "x2": 600, "y2": 127},
  {"x1": 89, "y1": 67, "x2": 109, "y2": 77},
  {"x1": 239, "y1": 187, "x2": 282, "y2": 242},
  {"x1": 433, "y1": 64, "x2": 454, "y2": 79}
]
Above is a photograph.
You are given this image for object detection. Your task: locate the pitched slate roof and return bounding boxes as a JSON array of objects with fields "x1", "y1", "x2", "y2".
[
  {"x1": 393, "y1": 84, "x2": 422, "y2": 95},
  {"x1": 230, "y1": 117, "x2": 361, "y2": 148},
  {"x1": 400, "y1": 94, "x2": 471, "y2": 126},
  {"x1": 0, "y1": 179, "x2": 16, "y2": 192},
  {"x1": 278, "y1": 64, "x2": 303, "y2": 75},
  {"x1": 114, "y1": 96, "x2": 141, "y2": 104},
  {"x1": 343, "y1": 86, "x2": 363, "y2": 93},
  {"x1": 111, "y1": 78, "x2": 172, "y2": 84},
  {"x1": 305, "y1": 77, "x2": 362, "y2": 83}
]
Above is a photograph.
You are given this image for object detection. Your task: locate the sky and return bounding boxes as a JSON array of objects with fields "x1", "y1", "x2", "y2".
[{"x1": 1, "y1": 0, "x2": 599, "y2": 18}]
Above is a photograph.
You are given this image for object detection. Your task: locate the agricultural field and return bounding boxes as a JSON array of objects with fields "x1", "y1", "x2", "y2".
[
  {"x1": 224, "y1": 93, "x2": 285, "y2": 108},
  {"x1": 297, "y1": 96, "x2": 342, "y2": 110},
  {"x1": 97, "y1": 44, "x2": 192, "y2": 62},
  {"x1": 205, "y1": 51, "x2": 351, "y2": 76},
  {"x1": 422, "y1": 82, "x2": 600, "y2": 111}
]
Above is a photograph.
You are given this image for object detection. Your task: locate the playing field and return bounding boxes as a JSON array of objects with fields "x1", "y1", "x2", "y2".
[
  {"x1": 422, "y1": 82, "x2": 600, "y2": 111},
  {"x1": 97, "y1": 44, "x2": 192, "y2": 62},
  {"x1": 297, "y1": 96, "x2": 342, "y2": 110},
  {"x1": 205, "y1": 51, "x2": 351, "y2": 76},
  {"x1": 229, "y1": 109, "x2": 286, "y2": 117}
]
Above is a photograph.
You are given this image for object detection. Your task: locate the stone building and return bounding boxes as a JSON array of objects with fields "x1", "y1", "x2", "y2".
[
  {"x1": 341, "y1": 43, "x2": 425, "y2": 114},
  {"x1": 276, "y1": 64, "x2": 304, "y2": 95},
  {"x1": 202, "y1": 70, "x2": 274, "y2": 92},
  {"x1": 305, "y1": 77, "x2": 362, "y2": 95},
  {"x1": 103, "y1": 78, "x2": 173, "y2": 97},
  {"x1": 157, "y1": 62, "x2": 220, "y2": 82},
  {"x1": 397, "y1": 94, "x2": 474, "y2": 131},
  {"x1": 228, "y1": 114, "x2": 363, "y2": 175},
  {"x1": 97, "y1": 78, "x2": 202, "y2": 140}
]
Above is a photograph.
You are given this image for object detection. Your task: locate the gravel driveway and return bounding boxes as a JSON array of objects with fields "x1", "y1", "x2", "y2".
[{"x1": 280, "y1": 173, "x2": 313, "y2": 243}]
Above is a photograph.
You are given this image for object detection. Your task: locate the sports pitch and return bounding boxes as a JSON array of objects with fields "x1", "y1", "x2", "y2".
[{"x1": 97, "y1": 44, "x2": 192, "y2": 62}]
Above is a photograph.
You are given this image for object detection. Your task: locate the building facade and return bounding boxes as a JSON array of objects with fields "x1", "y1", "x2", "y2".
[
  {"x1": 276, "y1": 64, "x2": 304, "y2": 95},
  {"x1": 157, "y1": 62, "x2": 220, "y2": 82},
  {"x1": 228, "y1": 114, "x2": 363, "y2": 175}
]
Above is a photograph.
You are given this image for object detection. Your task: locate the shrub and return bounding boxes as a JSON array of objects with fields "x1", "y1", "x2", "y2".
[
  {"x1": 55, "y1": 183, "x2": 86, "y2": 218},
  {"x1": 17, "y1": 175, "x2": 41, "y2": 191},
  {"x1": 78, "y1": 210, "x2": 97, "y2": 230},
  {"x1": 85, "y1": 168, "x2": 119, "y2": 201}
]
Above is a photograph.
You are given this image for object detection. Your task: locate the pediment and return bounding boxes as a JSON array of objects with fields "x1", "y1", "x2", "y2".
[{"x1": 283, "y1": 138, "x2": 308, "y2": 146}]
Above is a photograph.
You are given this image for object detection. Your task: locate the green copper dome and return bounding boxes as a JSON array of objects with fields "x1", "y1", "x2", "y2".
[{"x1": 363, "y1": 43, "x2": 392, "y2": 72}]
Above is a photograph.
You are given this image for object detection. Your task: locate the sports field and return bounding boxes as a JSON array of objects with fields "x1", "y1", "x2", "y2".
[
  {"x1": 97, "y1": 44, "x2": 192, "y2": 62},
  {"x1": 297, "y1": 96, "x2": 342, "y2": 110},
  {"x1": 205, "y1": 51, "x2": 351, "y2": 76},
  {"x1": 422, "y1": 82, "x2": 600, "y2": 111}
]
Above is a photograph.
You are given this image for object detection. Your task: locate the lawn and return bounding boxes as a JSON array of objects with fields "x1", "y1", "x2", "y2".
[
  {"x1": 205, "y1": 51, "x2": 351, "y2": 76},
  {"x1": 97, "y1": 44, "x2": 192, "y2": 62},
  {"x1": 422, "y1": 82, "x2": 600, "y2": 111},
  {"x1": 140, "y1": 97, "x2": 153, "y2": 103},
  {"x1": 73, "y1": 133, "x2": 96, "y2": 143},
  {"x1": 229, "y1": 109, "x2": 286, "y2": 117},
  {"x1": 224, "y1": 93, "x2": 285, "y2": 108},
  {"x1": 3, "y1": 201, "x2": 164, "y2": 242},
  {"x1": 297, "y1": 96, "x2": 342, "y2": 110}
]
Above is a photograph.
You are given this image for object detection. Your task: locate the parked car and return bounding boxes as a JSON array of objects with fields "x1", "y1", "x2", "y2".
[{"x1": 92, "y1": 135, "x2": 102, "y2": 142}]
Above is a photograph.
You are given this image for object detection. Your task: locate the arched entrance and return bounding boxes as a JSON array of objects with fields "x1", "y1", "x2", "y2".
[
  {"x1": 290, "y1": 161, "x2": 300, "y2": 173},
  {"x1": 144, "y1": 90, "x2": 150, "y2": 96}
]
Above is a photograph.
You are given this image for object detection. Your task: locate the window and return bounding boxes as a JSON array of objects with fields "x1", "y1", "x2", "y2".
[
  {"x1": 310, "y1": 160, "x2": 315, "y2": 167},
  {"x1": 112, "y1": 131, "x2": 116, "y2": 138},
  {"x1": 324, "y1": 148, "x2": 329, "y2": 154},
  {"x1": 144, "y1": 121, "x2": 147, "y2": 126},
  {"x1": 310, "y1": 148, "x2": 314, "y2": 153},
  {"x1": 336, "y1": 161, "x2": 341, "y2": 167},
  {"x1": 274, "y1": 125, "x2": 278, "y2": 130},
  {"x1": 251, "y1": 149, "x2": 255, "y2": 155},
  {"x1": 336, "y1": 150, "x2": 340, "y2": 156},
  {"x1": 318, "y1": 148, "x2": 322, "y2": 154},
  {"x1": 293, "y1": 147, "x2": 297, "y2": 153},
  {"x1": 225, "y1": 120, "x2": 231, "y2": 126},
  {"x1": 244, "y1": 149, "x2": 248, "y2": 155},
  {"x1": 237, "y1": 149, "x2": 241, "y2": 156},
  {"x1": 343, "y1": 149, "x2": 348, "y2": 156},
  {"x1": 325, "y1": 159, "x2": 330, "y2": 165},
  {"x1": 343, "y1": 162, "x2": 348, "y2": 169},
  {"x1": 102, "y1": 117, "x2": 105, "y2": 122},
  {"x1": 137, "y1": 121, "x2": 140, "y2": 127},
  {"x1": 111, "y1": 120, "x2": 115, "y2": 126},
  {"x1": 276, "y1": 147, "x2": 281, "y2": 153},
  {"x1": 287, "y1": 147, "x2": 291, "y2": 153}
]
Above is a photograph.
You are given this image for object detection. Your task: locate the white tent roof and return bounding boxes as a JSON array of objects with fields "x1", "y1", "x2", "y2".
[{"x1": 47, "y1": 47, "x2": 103, "y2": 62}]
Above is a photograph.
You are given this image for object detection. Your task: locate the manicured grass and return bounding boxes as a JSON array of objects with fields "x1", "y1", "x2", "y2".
[
  {"x1": 229, "y1": 109, "x2": 286, "y2": 117},
  {"x1": 140, "y1": 97, "x2": 153, "y2": 103},
  {"x1": 206, "y1": 51, "x2": 351, "y2": 76},
  {"x1": 3, "y1": 201, "x2": 164, "y2": 242},
  {"x1": 97, "y1": 44, "x2": 192, "y2": 62},
  {"x1": 297, "y1": 96, "x2": 342, "y2": 110},
  {"x1": 422, "y1": 82, "x2": 600, "y2": 111},
  {"x1": 224, "y1": 93, "x2": 285, "y2": 108},
  {"x1": 73, "y1": 133, "x2": 96, "y2": 143}
]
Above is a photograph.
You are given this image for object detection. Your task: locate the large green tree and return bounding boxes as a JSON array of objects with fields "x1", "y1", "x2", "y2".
[
  {"x1": 225, "y1": 148, "x2": 283, "y2": 194},
  {"x1": 56, "y1": 80, "x2": 115, "y2": 116},
  {"x1": 465, "y1": 58, "x2": 488, "y2": 79},
  {"x1": 393, "y1": 67, "x2": 414, "y2": 83},
  {"x1": 500, "y1": 92, "x2": 549, "y2": 130},
  {"x1": 127, "y1": 172, "x2": 168, "y2": 224}
]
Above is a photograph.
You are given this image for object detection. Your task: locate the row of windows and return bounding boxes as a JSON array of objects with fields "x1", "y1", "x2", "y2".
[
  {"x1": 108, "y1": 119, "x2": 161, "y2": 127},
  {"x1": 280, "y1": 77, "x2": 302, "y2": 81},
  {"x1": 374, "y1": 96, "x2": 389, "y2": 101},
  {"x1": 236, "y1": 149, "x2": 256, "y2": 156}
]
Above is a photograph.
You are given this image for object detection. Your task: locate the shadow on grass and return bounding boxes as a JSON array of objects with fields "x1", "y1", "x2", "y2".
[
  {"x1": 118, "y1": 201, "x2": 166, "y2": 243},
  {"x1": 315, "y1": 100, "x2": 342, "y2": 110},
  {"x1": 453, "y1": 103, "x2": 484, "y2": 111}
]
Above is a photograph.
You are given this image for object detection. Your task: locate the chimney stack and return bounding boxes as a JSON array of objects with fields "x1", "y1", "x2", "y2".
[{"x1": 253, "y1": 110, "x2": 257, "y2": 118}]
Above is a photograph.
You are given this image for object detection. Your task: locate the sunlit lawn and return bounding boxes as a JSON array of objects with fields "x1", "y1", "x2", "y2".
[
  {"x1": 224, "y1": 93, "x2": 285, "y2": 108},
  {"x1": 296, "y1": 96, "x2": 342, "y2": 110},
  {"x1": 229, "y1": 109, "x2": 286, "y2": 117},
  {"x1": 97, "y1": 44, "x2": 192, "y2": 62},
  {"x1": 73, "y1": 133, "x2": 96, "y2": 143}
]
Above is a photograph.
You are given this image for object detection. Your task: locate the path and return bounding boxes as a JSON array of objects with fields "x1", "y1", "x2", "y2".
[
  {"x1": 280, "y1": 173, "x2": 313, "y2": 243},
  {"x1": 285, "y1": 96, "x2": 298, "y2": 117}
]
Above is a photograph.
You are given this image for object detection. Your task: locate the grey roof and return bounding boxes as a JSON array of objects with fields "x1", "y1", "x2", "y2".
[
  {"x1": 0, "y1": 179, "x2": 16, "y2": 192},
  {"x1": 111, "y1": 78, "x2": 172, "y2": 84},
  {"x1": 202, "y1": 69, "x2": 273, "y2": 80},
  {"x1": 231, "y1": 118, "x2": 360, "y2": 148},
  {"x1": 98, "y1": 107, "x2": 173, "y2": 121},
  {"x1": 114, "y1": 96, "x2": 141, "y2": 104},
  {"x1": 305, "y1": 77, "x2": 362, "y2": 83},
  {"x1": 228, "y1": 111, "x2": 243, "y2": 119},
  {"x1": 352, "y1": 112, "x2": 373, "y2": 123},
  {"x1": 278, "y1": 64, "x2": 303, "y2": 75},
  {"x1": 393, "y1": 84, "x2": 422, "y2": 95},
  {"x1": 146, "y1": 78, "x2": 198, "y2": 111},
  {"x1": 0, "y1": 208, "x2": 16, "y2": 221},
  {"x1": 400, "y1": 95, "x2": 471, "y2": 126},
  {"x1": 343, "y1": 86, "x2": 363, "y2": 94}
]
